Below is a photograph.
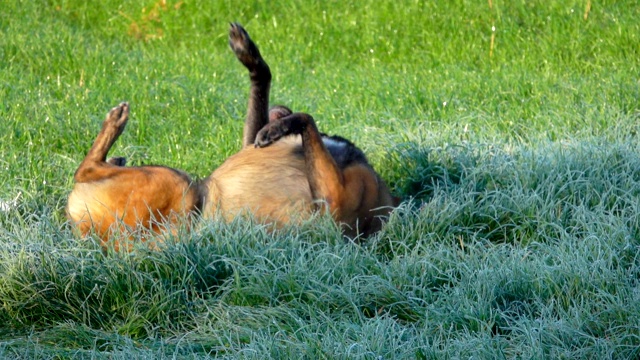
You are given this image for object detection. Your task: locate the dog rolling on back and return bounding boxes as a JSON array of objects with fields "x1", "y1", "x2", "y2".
[
  {"x1": 66, "y1": 23, "x2": 398, "y2": 249},
  {"x1": 199, "y1": 24, "x2": 398, "y2": 237}
]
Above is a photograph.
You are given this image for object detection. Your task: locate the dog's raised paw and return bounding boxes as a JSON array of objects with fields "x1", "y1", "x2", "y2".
[
  {"x1": 229, "y1": 23, "x2": 262, "y2": 70},
  {"x1": 254, "y1": 127, "x2": 274, "y2": 148},
  {"x1": 105, "y1": 102, "x2": 129, "y2": 128},
  {"x1": 254, "y1": 122, "x2": 288, "y2": 148}
]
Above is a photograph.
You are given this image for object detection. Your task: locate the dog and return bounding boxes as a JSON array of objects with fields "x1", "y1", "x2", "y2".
[{"x1": 66, "y1": 23, "x2": 398, "y2": 250}]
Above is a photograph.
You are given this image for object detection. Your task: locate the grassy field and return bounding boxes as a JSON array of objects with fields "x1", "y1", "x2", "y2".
[{"x1": 1, "y1": 0, "x2": 639, "y2": 358}]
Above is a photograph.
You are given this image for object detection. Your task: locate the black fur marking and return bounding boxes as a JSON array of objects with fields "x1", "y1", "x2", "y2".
[
  {"x1": 321, "y1": 134, "x2": 369, "y2": 169},
  {"x1": 107, "y1": 157, "x2": 127, "y2": 166},
  {"x1": 288, "y1": 134, "x2": 369, "y2": 169}
]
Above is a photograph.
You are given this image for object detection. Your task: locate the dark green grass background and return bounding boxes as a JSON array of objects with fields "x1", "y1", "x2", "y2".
[{"x1": 1, "y1": 0, "x2": 639, "y2": 358}]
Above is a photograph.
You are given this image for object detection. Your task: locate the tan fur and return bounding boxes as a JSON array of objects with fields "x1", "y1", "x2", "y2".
[{"x1": 203, "y1": 137, "x2": 312, "y2": 224}]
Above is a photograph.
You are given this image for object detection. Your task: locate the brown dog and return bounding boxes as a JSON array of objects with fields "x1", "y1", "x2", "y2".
[{"x1": 67, "y1": 23, "x2": 397, "y2": 250}]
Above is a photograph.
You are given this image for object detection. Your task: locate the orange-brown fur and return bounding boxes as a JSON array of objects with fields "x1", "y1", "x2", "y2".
[
  {"x1": 66, "y1": 103, "x2": 202, "y2": 251},
  {"x1": 66, "y1": 23, "x2": 397, "y2": 250}
]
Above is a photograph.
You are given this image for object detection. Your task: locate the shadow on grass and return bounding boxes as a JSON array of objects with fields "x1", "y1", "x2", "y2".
[{"x1": 381, "y1": 141, "x2": 468, "y2": 203}]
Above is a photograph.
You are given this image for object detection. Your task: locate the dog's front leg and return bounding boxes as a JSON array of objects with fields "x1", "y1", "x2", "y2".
[{"x1": 229, "y1": 23, "x2": 272, "y2": 147}]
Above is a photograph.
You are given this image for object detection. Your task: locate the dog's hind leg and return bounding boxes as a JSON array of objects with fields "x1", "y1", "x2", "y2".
[
  {"x1": 74, "y1": 102, "x2": 129, "y2": 183},
  {"x1": 229, "y1": 23, "x2": 272, "y2": 147}
]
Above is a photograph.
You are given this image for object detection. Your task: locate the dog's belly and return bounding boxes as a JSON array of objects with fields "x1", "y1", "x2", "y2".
[{"x1": 206, "y1": 137, "x2": 313, "y2": 224}]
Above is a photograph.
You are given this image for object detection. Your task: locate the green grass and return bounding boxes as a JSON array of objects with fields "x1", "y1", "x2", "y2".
[{"x1": 1, "y1": 0, "x2": 640, "y2": 358}]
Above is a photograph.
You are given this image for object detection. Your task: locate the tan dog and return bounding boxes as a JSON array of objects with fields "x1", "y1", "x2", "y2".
[{"x1": 67, "y1": 23, "x2": 398, "y2": 250}]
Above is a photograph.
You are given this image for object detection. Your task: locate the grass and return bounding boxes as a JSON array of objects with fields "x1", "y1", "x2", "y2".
[{"x1": 1, "y1": 0, "x2": 640, "y2": 358}]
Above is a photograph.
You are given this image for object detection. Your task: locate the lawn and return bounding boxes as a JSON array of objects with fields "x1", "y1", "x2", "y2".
[{"x1": 1, "y1": 0, "x2": 639, "y2": 358}]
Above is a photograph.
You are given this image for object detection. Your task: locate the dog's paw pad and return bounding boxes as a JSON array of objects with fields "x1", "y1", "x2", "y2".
[{"x1": 106, "y1": 102, "x2": 129, "y2": 127}]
